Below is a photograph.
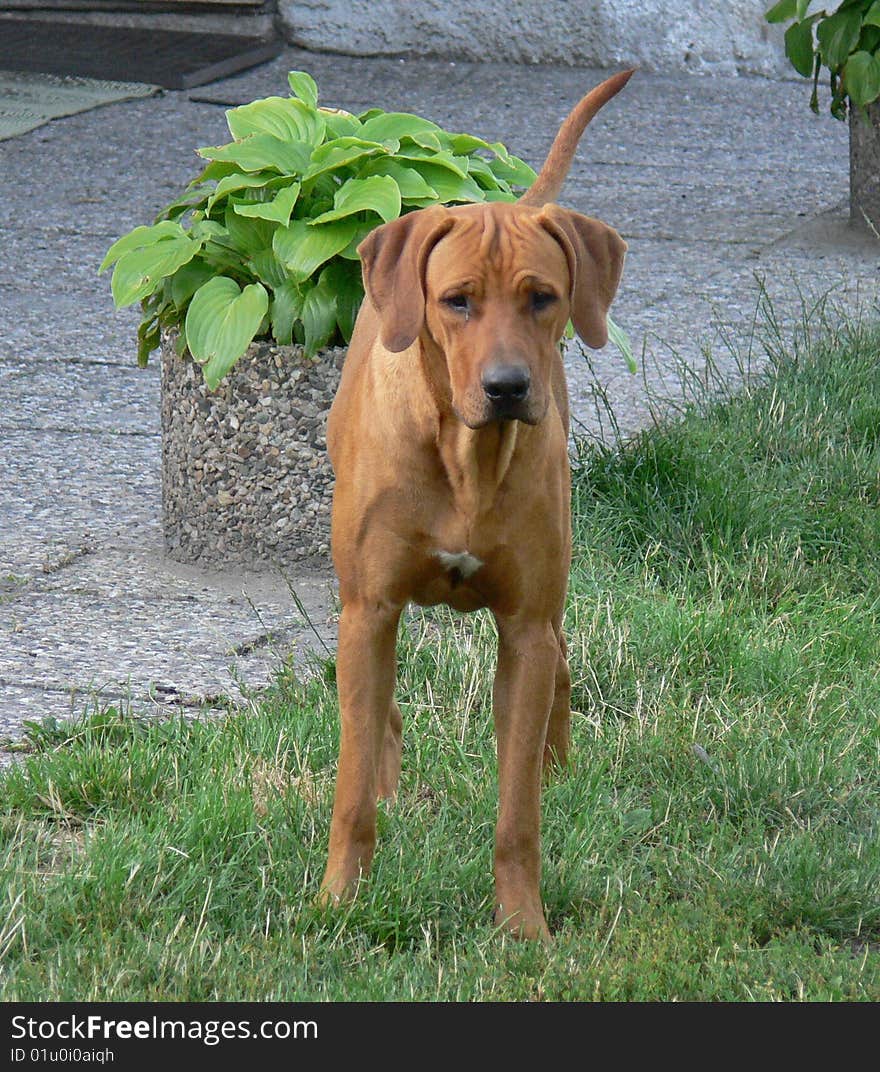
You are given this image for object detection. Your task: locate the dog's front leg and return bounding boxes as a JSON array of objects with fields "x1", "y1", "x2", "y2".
[
  {"x1": 320, "y1": 599, "x2": 402, "y2": 903},
  {"x1": 491, "y1": 615, "x2": 558, "y2": 941}
]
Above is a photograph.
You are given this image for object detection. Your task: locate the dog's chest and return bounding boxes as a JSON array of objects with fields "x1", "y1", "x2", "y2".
[
  {"x1": 405, "y1": 530, "x2": 522, "y2": 614},
  {"x1": 435, "y1": 549, "x2": 484, "y2": 585}
]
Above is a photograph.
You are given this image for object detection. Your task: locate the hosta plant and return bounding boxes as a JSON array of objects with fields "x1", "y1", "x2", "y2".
[
  {"x1": 766, "y1": 0, "x2": 880, "y2": 117},
  {"x1": 100, "y1": 70, "x2": 539, "y2": 389}
]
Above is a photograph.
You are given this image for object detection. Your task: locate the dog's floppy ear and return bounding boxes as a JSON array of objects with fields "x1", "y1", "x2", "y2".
[
  {"x1": 538, "y1": 204, "x2": 627, "y2": 349},
  {"x1": 357, "y1": 205, "x2": 454, "y2": 353}
]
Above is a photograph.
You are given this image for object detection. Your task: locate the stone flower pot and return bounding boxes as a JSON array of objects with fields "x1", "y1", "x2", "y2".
[
  {"x1": 850, "y1": 100, "x2": 880, "y2": 234},
  {"x1": 160, "y1": 331, "x2": 345, "y2": 567}
]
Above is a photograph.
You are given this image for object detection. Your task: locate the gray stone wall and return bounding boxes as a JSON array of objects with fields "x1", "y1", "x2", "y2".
[{"x1": 279, "y1": 1, "x2": 789, "y2": 77}]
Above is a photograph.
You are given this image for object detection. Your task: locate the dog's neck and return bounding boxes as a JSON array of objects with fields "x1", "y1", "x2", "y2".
[{"x1": 436, "y1": 417, "x2": 519, "y2": 521}]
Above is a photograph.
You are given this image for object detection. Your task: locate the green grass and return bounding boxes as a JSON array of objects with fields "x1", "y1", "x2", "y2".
[{"x1": 2, "y1": 313, "x2": 879, "y2": 1000}]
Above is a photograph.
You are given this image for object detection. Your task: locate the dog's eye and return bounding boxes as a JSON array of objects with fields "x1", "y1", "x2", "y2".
[
  {"x1": 443, "y1": 294, "x2": 470, "y2": 313},
  {"x1": 530, "y1": 291, "x2": 557, "y2": 312}
]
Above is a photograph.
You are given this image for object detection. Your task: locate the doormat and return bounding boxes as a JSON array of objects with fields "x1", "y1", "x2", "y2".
[
  {"x1": 0, "y1": 21, "x2": 282, "y2": 90},
  {"x1": 0, "y1": 69, "x2": 159, "y2": 141}
]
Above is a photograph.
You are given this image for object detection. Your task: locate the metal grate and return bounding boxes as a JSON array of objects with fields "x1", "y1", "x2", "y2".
[{"x1": 0, "y1": 20, "x2": 282, "y2": 89}]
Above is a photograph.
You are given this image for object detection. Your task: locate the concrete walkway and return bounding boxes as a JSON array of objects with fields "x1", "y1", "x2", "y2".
[{"x1": 1, "y1": 47, "x2": 879, "y2": 744}]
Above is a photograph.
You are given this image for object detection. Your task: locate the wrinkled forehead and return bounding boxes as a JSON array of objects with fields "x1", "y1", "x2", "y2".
[{"x1": 425, "y1": 203, "x2": 569, "y2": 290}]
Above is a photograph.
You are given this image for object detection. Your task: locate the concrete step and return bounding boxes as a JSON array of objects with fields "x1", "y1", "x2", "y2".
[{"x1": 0, "y1": 4, "x2": 277, "y2": 39}]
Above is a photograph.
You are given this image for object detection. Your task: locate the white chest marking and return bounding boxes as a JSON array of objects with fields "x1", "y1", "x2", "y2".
[{"x1": 435, "y1": 550, "x2": 483, "y2": 578}]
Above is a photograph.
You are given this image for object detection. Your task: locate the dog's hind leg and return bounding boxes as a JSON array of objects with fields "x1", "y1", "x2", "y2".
[
  {"x1": 543, "y1": 632, "x2": 571, "y2": 773},
  {"x1": 377, "y1": 700, "x2": 403, "y2": 801}
]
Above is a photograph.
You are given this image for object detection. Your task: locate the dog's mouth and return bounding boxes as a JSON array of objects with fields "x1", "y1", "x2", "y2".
[{"x1": 456, "y1": 399, "x2": 543, "y2": 429}]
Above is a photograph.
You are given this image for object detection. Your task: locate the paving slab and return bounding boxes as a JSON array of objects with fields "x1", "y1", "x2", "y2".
[
  {"x1": 0, "y1": 358, "x2": 157, "y2": 432},
  {"x1": 1, "y1": 47, "x2": 879, "y2": 753}
]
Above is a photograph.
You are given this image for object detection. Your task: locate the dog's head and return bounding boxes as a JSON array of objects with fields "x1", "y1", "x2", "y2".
[{"x1": 357, "y1": 199, "x2": 626, "y2": 428}]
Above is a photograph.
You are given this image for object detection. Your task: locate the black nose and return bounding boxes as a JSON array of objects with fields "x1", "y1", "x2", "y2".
[{"x1": 481, "y1": 364, "x2": 531, "y2": 405}]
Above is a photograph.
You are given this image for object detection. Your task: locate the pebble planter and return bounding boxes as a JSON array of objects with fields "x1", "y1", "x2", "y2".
[
  {"x1": 850, "y1": 101, "x2": 880, "y2": 234},
  {"x1": 160, "y1": 331, "x2": 345, "y2": 567}
]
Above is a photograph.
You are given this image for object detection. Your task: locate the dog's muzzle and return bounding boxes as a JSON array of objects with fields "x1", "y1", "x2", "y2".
[{"x1": 481, "y1": 363, "x2": 531, "y2": 419}]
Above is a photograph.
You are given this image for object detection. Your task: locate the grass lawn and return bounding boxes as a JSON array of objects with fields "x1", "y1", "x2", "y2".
[{"x1": 1, "y1": 314, "x2": 879, "y2": 1001}]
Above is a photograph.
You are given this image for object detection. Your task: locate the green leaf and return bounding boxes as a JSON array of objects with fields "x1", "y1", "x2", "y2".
[
  {"x1": 226, "y1": 96, "x2": 325, "y2": 145},
  {"x1": 190, "y1": 160, "x2": 239, "y2": 185},
  {"x1": 157, "y1": 187, "x2": 209, "y2": 222},
  {"x1": 337, "y1": 219, "x2": 384, "y2": 260},
  {"x1": 273, "y1": 217, "x2": 361, "y2": 280},
  {"x1": 403, "y1": 162, "x2": 487, "y2": 203},
  {"x1": 184, "y1": 277, "x2": 269, "y2": 389},
  {"x1": 844, "y1": 49, "x2": 880, "y2": 106},
  {"x1": 310, "y1": 175, "x2": 402, "y2": 225},
  {"x1": 222, "y1": 207, "x2": 276, "y2": 257},
  {"x1": 392, "y1": 147, "x2": 469, "y2": 178},
  {"x1": 480, "y1": 189, "x2": 518, "y2": 203},
  {"x1": 301, "y1": 276, "x2": 338, "y2": 356},
  {"x1": 319, "y1": 260, "x2": 364, "y2": 343},
  {"x1": 198, "y1": 134, "x2": 311, "y2": 176},
  {"x1": 487, "y1": 154, "x2": 538, "y2": 188},
  {"x1": 304, "y1": 136, "x2": 389, "y2": 181},
  {"x1": 233, "y1": 182, "x2": 301, "y2": 225},
  {"x1": 136, "y1": 316, "x2": 160, "y2": 367},
  {"x1": 110, "y1": 236, "x2": 203, "y2": 307},
  {"x1": 447, "y1": 133, "x2": 495, "y2": 156},
  {"x1": 320, "y1": 108, "x2": 361, "y2": 139},
  {"x1": 817, "y1": 7, "x2": 862, "y2": 69},
  {"x1": 269, "y1": 280, "x2": 304, "y2": 345},
  {"x1": 859, "y1": 25, "x2": 880, "y2": 53},
  {"x1": 170, "y1": 258, "x2": 215, "y2": 309},
  {"x1": 247, "y1": 249, "x2": 291, "y2": 288},
  {"x1": 100, "y1": 221, "x2": 185, "y2": 273},
  {"x1": 466, "y1": 156, "x2": 503, "y2": 191},
  {"x1": 403, "y1": 129, "x2": 445, "y2": 152},
  {"x1": 765, "y1": 0, "x2": 798, "y2": 22},
  {"x1": 358, "y1": 111, "x2": 443, "y2": 144},
  {"x1": 358, "y1": 159, "x2": 439, "y2": 200},
  {"x1": 487, "y1": 141, "x2": 513, "y2": 163},
  {"x1": 607, "y1": 315, "x2": 637, "y2": 374},
  {"x1": 287, "y1": 70, "x2": 319, "y2": 109},
  {"x1": 765, "y1": 0, "x2": 813, "y2": 21},
  {"x1": 200, "y1": 240, "x2": 247, "y2": 276},
  {"x1": 866, "y1": 1, "x2": 880, "y2": 29},
  {"x1": 206, "y1": 170, "x2": 279, "y2": 213},
  {"x1": 189, "y1": 219, "x2": 227, "y2": 241},
  {"x1": 784, "y1": 16, "x2": 817, "y2": 77}
]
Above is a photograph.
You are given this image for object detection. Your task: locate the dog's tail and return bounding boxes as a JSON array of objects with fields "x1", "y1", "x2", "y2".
[{"x1": 519, "y1": 68, "x2": 636, "y2": 207}]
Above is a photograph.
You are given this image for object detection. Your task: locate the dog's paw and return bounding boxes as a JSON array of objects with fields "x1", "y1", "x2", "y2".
[
  {"x1": 494, "y1": 903, "x2": 551, "y2": 943},
  {"x1": 316, "y1": 868, "x2": 361, "y2": 908}
]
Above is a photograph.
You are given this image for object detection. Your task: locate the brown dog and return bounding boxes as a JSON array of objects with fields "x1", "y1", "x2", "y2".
[{"x1": 319, "y1": 70, "x2": 633, "y2": 940}]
